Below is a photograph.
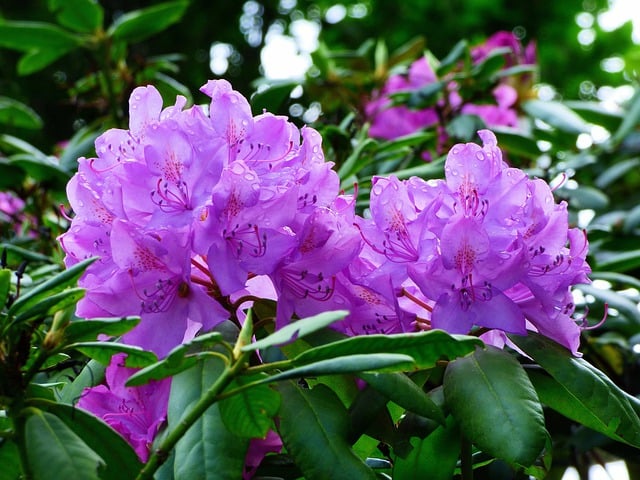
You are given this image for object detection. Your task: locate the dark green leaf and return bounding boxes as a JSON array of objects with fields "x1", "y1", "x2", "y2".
[
  {"x1": 623, "y1": 204, "x2": 640, "y2": 233},
  {"x1": 0, "y1": 268, "x2": 11, "y2": 306},
  {"x1": 13, "y1": 287, "x2": 85, "y2": 323},
  {"x1": 8, "y1": 154, "x2": 70, "y2": 183},
  {"x1": 559, "y1": 185, "x2": 609, "y2": 210},
  {"x1": 107, "y1": 1, "x2": 189, "y2": 43},
  {"x1": 58, "y1": 359, "x2": 105, "y2": 404},
  {"x1": 492, "y1": 128, "x2": 540, "y2": 158},
  {"x1": 48, "y1": 0, "x2": 104, "y2": 33},
  {"x1": 67, "y1": 341, "x2": 157, "y2": 368},
  {"x1": 0, "y1": 21, "x2": 80, "y2": 52},
  {"x1": 436, "y1": 39, "x2": 468, "y2": 76},
  {"x1": 510, "y1": 333, "x2": 640, "y2": 447},
  {"x1": 250, "y1": 81, "x2": 297, "y2": 115},
  {"x1": 359, "y1": 372, "x2": 445, "y2": 424},
  {"x1": 0, "y1": 97, "x2": 42, "y2": 129},
  {"x1": 293, "y1": 329, "x2": 482, "y2": 371},
  {"x1": 595, "y1": 249, "x2": 640, "y2": 273},
  {"x1": 25, "y1": 410, "x2": 104, "y2": 480},
  {"x1": 267, "y1": 354, "x2": 415, "y2": 383},
  {"x1": 393, "y1": 416, "x2": 460, "y2": 480},
  {"x1": 168, "y1": 359, "x2": 249, "y2": 479},
  {"x1": 125, "y1": 331, "x2": 225, "y2": 386},
  {"x1": 523, "y1": 100, "x2": 591, "y2": 134},
  {"x1": 443, "y1": 346, "x2": 547, "y2": 466},
  {"x1": 277, "y1": 382, "x2": 377, "y2": 480},
  {"x1": 154, "y1": 72, "x2": 194, "y2": 105},
  {"x1": 242, "y1": 310, "x2": 349, "y2": 352},
  {"x1": 219, "y1": 374, "x2": 280, "y2": 438},
  {"x1": 564, "y1": 100, "x2": 623, "y2": 132},
  {"x1": 57, "y1": 126, "x2": 100, "y2": 173},
  {"x1": 8, "y1": 257, "x2": 95, "y2": 318},
  {"x1": 31, "y1": 400, "x2": 142, "y2": 480},
  {"x1": 0, "y1": 440, "x2": 22, "y2": 480},
  {"x1": 64, "y1": 316, "x2": 141, "y2": 344}
]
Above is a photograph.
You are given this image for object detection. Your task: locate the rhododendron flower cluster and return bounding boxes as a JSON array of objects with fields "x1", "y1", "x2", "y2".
[
  {"x1": 59, "y1": 79, "x2": 590, "y2": 464},
  {"x1": 365, "y1": 31, "x2": 536, "y2": 152}
]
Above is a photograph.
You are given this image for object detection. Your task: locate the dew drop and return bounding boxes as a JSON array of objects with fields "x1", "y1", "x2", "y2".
[{"x1": 475, "y1": 151, "x2": 485, "y2": 161}]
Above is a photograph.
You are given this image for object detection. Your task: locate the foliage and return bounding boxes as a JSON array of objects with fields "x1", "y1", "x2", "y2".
[{"x1": 1, "y1": 1, "x2": 640, "y2": 480}]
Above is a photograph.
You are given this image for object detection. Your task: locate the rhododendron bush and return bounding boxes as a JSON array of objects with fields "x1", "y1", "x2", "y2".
[{"x1": 2, "y1": 2, "x2": 640, "y2": 480}]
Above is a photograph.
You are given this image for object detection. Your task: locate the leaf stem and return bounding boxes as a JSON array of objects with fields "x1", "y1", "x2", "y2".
[{"x1": 135, "y1": 351, "x2": 249, "y2": 480}]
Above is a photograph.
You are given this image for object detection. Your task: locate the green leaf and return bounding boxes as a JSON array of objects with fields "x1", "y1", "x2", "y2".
[
  {"x1": 63, "y1": 316, "x2": 141, "y2": 344},
  {"x1": 523, "y1": 100, "x2": 591, "y2": 134},
  {"x1": 0, "y1": 97, "x2": 42, "y2": 129},
  {"x1": 277, "y1": 382, "x2": 377, "y2": 480},
  {"x1": 293, "y1": 329, "x2": 483, "y2": 371},
  {"x1": 492, "y1": 128, "x2": 540, "y2": 158},
  {"x1": 13, "y1": 287, "x2": 85, "y2": 323},
  {"x1": 31, "y1": 400, "x2": 142, "y2": 480},
  {"x1": 168, "y1": 359, "x2": 249, "y2": 479},
  {"x1": 443, "y1": 346, "x2": 547, "y2": 466},
  {"x1": 48, "y1": 0, "x2": 104, "y2": 33},
  {"x1": 58, "y1": 358, "x2": 105, "y2": 404},
  {"x1": 250, "y1": 81, "x2": 297, "y2": 115},
  {"x1": 0, "y1": 268, "x2": 11, "y2": 306},
  {"x1": 436, "y1": 39, "x2": 468, "y2": 76},
  {"x1": 107, "y1": 1, "x2": 189, "y2": 43},
  {"x1": 595, "y1": 249, "x2": 640, "y2": 273},
  {"x1": 242, "y1": 310, "x2": 349, "y2": 352},
  {"x1": 359, "y1": 372, "x2": 445, "y2": 424},
  {"x1": 510, "y1": 333, "x2": 640, "y2": 447},
  {"x1": 595, "y1": 157, "x2": 640, "y2": 189},
  {"x1": 393, "y1": 416, "x2": 460, "y2": 480},
  {"x1": 125, "y1": 331, "x2": 225, "y2": 386},
  {"x1": 219, "y1": 374, "x2": 281, "y2": 438},
  {"x1": 25, "y1": 410, "x2": 104, "y2": 480},
  {"x1": 559, "y1": 185, "x2": 609, "y2": 211},
  {"x1": 0, "y1": 21, "x2": 80, "y2": 52},
  {"x1": 0, "y1": 440, "x2": 22, "y2": 480},
  {"x1": 67, "y1": 341, "x2": 157, "y2": 368},
  {"x1": 268, "y1": 354, "x2": 415, "y2": 383},
  {"x1": 446, "y1": 114, "x2": 487, "y2": 141},
  {"x1": 8, "y1": 257, "x2": 96, "y2": 318},
  {"x1": 611, "y1": 87, "x2": 640, "y2": 146}
]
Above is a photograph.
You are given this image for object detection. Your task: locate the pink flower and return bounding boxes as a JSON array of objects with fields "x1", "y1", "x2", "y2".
[{"x1": 78, "y1": 354, "x2": 170, "y2": 462}]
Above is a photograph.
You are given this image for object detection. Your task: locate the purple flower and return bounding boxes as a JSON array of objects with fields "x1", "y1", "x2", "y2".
[{"x1": 78, "y1": 353, "x2": 170, "y2": 462}]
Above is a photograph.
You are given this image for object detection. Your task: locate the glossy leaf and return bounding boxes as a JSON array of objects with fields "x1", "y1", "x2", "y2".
[
  {"x1": 576, "y1": 284, "x2": 640, "y2": 324},
  {"x1": 293, "y1": 329, "x2": 482, "y2": 371},
  {"x1": 595, "y1": 157, "x2": 640, "y2": 189},
  {"x1": 66, "y1": 341, "x2": 157, "y2": 368},
  {"x1": 277, "y1": 381, "x2": 377, "y2": 479},
  {"x1": 107, "y1": 1, "x2": 189, "y2": 43},
  {"x1": 267, "y1": 354, "x2": 415, "y2": 384},
  {"x1": 0, "y1": 440, "x2": 22, "y2": 480},
  {"x1": 63, "y1": 316, "x2": 141, "y2": 344},
  {"x1": 219, "y1": 374, "x2": 280, "y2": 438},
  {"x1": 0, "y1": 21, "x2": 80, "y2": 52},
  {"x1": 7, "y1": 257, "x2": 95, "y2": 318},
  {"x1": 0, "y1": 268, "x2": 11, "y2": 305},
  {"x1": 511, "y1": 333, "x2": 640, "y2": 447},
  {"x1": 443, "y1": 346, "x2": 547, "y2": 466},
  {"x1": 25, "y1": 410, "x2": 104, "y2": 480},
  {"x1": 13, "y1": 287, "x2": 85, "y2": 323},
  {"x1": 436, "y1": 39, "x2": 468, "y2": 76},
  {"x1": 168, "y1": 359, "x2": 249, "y2": 479},
  {"x1": 125, "y1": 331, "x2": 225, "y2": 386},
  {"x1": 523, "y1": 99, "x2": 591, "y2": 134},
  {"x1": 48, "y1": 0, "x2": 103, "y2": 33},
  {"x1": 242, "y1": 310, "x2": 349, "y2": 352},
  {"x1": 31, "y1": 400, "x2": 142, "y2": 480},
  {"x1": 58, "y1": 359, "x2": 105, "y2": 404},
  {"x1": 359, "y1": 372, "x2": 445, "y2": 424},
  {"x1": 393, "y1": 416, "x2": 460, "y2": 480},
  {"x1": 0, "y1": 97, "x2": 42, "y2": 129}
]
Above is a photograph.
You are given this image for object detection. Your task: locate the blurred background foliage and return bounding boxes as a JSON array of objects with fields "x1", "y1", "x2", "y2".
[
  {"x1": 1, "y1": 0, "x2": 638, "y2": 147},
  {"x1": 1, "y1": 1, "x2": 640, "y2": 478}
]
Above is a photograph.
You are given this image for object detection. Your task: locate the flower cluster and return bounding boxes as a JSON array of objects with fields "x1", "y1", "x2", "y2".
[
  {"x1": 59, "y1": 80, "x2": 590, "y2": 463},
  {"x1": 365, "y1": 31, "x2": 536, "y2": 155}
]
